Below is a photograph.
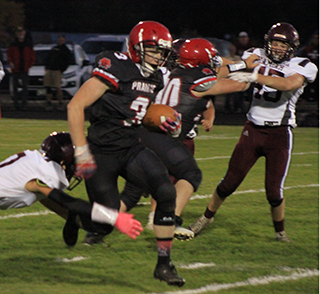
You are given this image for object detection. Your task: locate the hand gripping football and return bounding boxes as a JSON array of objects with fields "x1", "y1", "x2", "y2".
[{"x1": 142, "y1": 104, "x2": 177, "y2": 131}]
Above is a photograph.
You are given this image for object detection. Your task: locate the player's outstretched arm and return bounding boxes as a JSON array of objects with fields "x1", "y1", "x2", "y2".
[{"x1": 91, "y1": 202, "x2": 143, "y2": 239}]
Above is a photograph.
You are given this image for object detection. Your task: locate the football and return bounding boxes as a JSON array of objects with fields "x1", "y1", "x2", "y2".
[{"x1": 142, "y1": 104, "x2": 177, "y2": 131}]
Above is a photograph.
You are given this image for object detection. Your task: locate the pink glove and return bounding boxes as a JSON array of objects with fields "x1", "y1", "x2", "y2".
[
  {"x1": 75, "y1": 144, "x2": 97, "y2": 179},
  {"x1": 115, "y1": 213, "x2": 143, "y2": 239},
  {"x1": 159, "y1": 110, "x2": 182, "y2": 138}
]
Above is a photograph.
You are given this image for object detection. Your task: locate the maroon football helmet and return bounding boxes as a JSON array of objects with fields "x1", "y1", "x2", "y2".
[
  {"x1": 40, "y1": 132, "x2": 81, "y2": 190},
  {"x1": 179, "y1": 38, "x2": 218, "y2": 68},
  {"x1": 264, "y1": 22, "x2": 300, "y2": 63},
  {"x1": 128, "y1": 20, "x2": 172, "y2": 74}
]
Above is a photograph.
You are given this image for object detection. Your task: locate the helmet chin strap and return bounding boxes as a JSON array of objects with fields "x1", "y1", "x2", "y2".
[{"x1": 135, "y1": 63, "x2": 152, "y2": 77}]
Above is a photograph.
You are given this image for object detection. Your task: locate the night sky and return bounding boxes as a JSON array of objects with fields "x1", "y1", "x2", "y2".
[{"x1": 20, "y1": 0, "x2": 319, "y2": 45}]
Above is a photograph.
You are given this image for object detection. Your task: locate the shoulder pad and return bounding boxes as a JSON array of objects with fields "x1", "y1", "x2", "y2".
[{"x1": 193, "y1": 79, "x2": 216, "y2": 92}]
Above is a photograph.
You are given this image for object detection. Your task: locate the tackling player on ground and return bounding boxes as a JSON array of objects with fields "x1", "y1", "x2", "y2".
[{"x1": 0, "y1": 132, "x2": 143, "y2": 246}]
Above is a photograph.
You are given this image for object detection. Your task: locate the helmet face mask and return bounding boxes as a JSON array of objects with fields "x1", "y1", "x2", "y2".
[
  {"x1": 179, "y1": 38, "x2": 218, "y2": 69},
  {"x1": 39, "y1": 132, "x2": 82, "y2": 190},
  {"x1": 264, "y1": 22, "x2": 300, "y2": 63},
  {"x1": 142, "y1": 45, "x2": 171, "y2": 73},
  {"x1": 166, "y1": 38, "x2": 186, "y2": 70},
  {"x1": 270, "y1": 40, "x2": 290, "y2": 63},
  {"x1": 128, "y1": 21, "x2": 172, "y2": 74}
]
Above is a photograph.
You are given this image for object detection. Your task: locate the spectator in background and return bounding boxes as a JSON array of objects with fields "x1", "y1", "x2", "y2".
[
  {"x1": 297, "y1": 31, "x2": 319, "y2": 109},
  {"x1": 7, "y1": 26, "x2": 35, "y2": 111},
  {"x1": 44, "y1": 35, "x2": 71, "y2": 111},
  {"x1": 235, "y1": 31, "x2": 254, "y2": 56},
  {"x1": 224, "y1": 44, "x2": 242, "y2": 113}
]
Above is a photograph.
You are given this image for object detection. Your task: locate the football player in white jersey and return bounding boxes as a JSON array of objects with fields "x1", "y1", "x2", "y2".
[
  {"x1": 189, "y1": 22, "x2": 318, "y2": 242},
  {"x1": 0, "y1": 132, "x2": 143, "y2": 246}
]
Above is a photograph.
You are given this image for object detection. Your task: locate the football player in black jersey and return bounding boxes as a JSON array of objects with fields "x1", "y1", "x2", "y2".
[
  {"x1": 67, "y1": 21, "x2": 185, "y2": 286},
  {"x1": 120, "y1": 38, "x2": 259, "y2": 240}
]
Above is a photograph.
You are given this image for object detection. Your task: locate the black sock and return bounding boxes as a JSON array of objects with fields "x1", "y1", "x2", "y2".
[
  {"x1": 273, "y1": 219, "x2": 285, "y2": 233},
  {"x1": 204, "y1": 207, "x2": 216, "y2": 219}
]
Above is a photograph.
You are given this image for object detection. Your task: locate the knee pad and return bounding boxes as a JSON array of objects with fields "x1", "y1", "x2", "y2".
[
  {"x1": 120, "y1": 182, "x2": 144, "y2": 211},
  {"x1": 216, "y1": 184, "x2": 232, "y2": 198},
  {"x1": 268, "y1": 198, "x2": 283, "y2": 208},
  {"x1": 153, "y1": 182, "x2": 176, "y2": 226},
  {"x1": 182, "y1": 168, "x2": 202, "y2": 192},
  {"x1": 166, "y1": 145, "x2": 202, "y2": 191},
  {"x1": 171, "y1": 160, "x2": 202, "y2": 191}
]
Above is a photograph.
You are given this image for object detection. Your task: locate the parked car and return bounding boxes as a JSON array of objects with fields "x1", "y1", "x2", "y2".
[
  {"x1": 81, "y1": 34, "x2": 128, "y2": 64},
  {"x1": 24, "y1": 43, "x2": 92, "y2": 99}
]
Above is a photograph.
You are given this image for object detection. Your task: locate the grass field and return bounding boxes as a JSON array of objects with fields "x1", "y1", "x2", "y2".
[{"x1": 0, "y1": 119, "x2": 318, "y2": 294}]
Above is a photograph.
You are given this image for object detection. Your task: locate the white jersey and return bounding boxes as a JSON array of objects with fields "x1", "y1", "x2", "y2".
[
  {"x1": 243, "y1": 48, "x2": 318, "y2": 127},
  {"x1": 155, "y1": 66, "x2": 171, "y2": 103},
  {"x1": 0, "y1": 150, "x2": 69, "y2": 209}
]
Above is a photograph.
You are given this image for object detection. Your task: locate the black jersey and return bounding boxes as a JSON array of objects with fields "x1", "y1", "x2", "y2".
[
  {"x1": 158, "y1": 64, "x2": 216, "y2": 138},
  {"x1": 87, "y1": 51, "x2": 164, "y2": 152}
]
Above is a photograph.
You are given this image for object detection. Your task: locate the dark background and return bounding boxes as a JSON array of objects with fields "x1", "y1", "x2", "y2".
[{"x1": 20, "y1": 0, "x2": 319, "y2": 46}]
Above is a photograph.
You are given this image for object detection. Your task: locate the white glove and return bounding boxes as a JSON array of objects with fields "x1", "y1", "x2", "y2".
[
  {"x1": 74, "y1": 144, "x2": 97, "y2": 179},
  {"x1": 212, "y1": 55, "x2": 223, "y2": 68},
  {"x1": 228, "y1": 72, "x2": 258, "y2": 83},
  {"x1": 159, "y1": 110, "x2": 182, "y2": 138}
]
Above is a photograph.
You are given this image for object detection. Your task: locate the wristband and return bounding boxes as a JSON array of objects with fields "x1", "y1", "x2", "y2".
[
  {"x1": 75, "y1": 144, "x2": 89, "y2": 156},
  {"x1": 227, "y1": 60, "x2": 247, "y2": 73},
  {"x1": 91, "y1": 202, "x2": 118, "y2": 226}
]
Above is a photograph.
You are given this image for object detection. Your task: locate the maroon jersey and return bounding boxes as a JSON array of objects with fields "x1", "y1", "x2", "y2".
[{"x1": 88, "y1": 51, "x2": 164, "y2": 152}]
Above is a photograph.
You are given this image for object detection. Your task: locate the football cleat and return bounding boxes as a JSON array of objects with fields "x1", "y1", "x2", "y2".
[
  {"x1": 275, "y1": 231, "x2": 293, "y2": 242},
  {"x1": 63, "y1": 212, "x2": 79, "y2": 247},
  {"x1": 188, "y1": 215, "x2": 214, "y2": 236},
  {"x1": 83, "y1": 232, "x2": 105, "y2": 246},
  {"x1": 174, "y1": 225, "x2": 194, "y2": 241},
  {"x1": 154, "y1": 261, "x2": 185, "y2": 287}
]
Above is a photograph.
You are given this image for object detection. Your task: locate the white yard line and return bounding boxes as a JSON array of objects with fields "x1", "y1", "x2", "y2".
[
  {"x1": 0, "y1": 184, "x2": 318, "y2": 219},
  {"x1": 148, "y1": 268, "x2": 319, "y2": 294},
  {"x1": 178, "y1": 262, "x2": 216, "y2": 269},
  {"x1": 0, "y1": 210, "x2": 54, "y2": 220},
  {"x1": 56, "y1": 256, "x2": 89, "y2": 263}
]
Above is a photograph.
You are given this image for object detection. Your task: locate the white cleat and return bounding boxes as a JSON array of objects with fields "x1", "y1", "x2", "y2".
[
  {"x1": 188, "y1": 215, "x2": 214, "y2": 236},
  {"x1": 275, "y1": 231, "x2": 293, "y2": 242},
  {"x1": 174, "y1": 225, "x2": 195, "y2": 241}
]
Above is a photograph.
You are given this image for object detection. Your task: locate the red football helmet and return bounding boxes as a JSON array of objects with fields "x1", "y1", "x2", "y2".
[
  {"x1": 179, "y1": 38, "x2": 218, "y2": 68},
  {"x1": 264, "y1": 22, "x2": 300, "y2": 63},
  {"x1": 128, "y1": 20, "x2": 172, "y2": 74},
  {"x1": 166, "y1": 38, "x2": 186, "y2": 70}
]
